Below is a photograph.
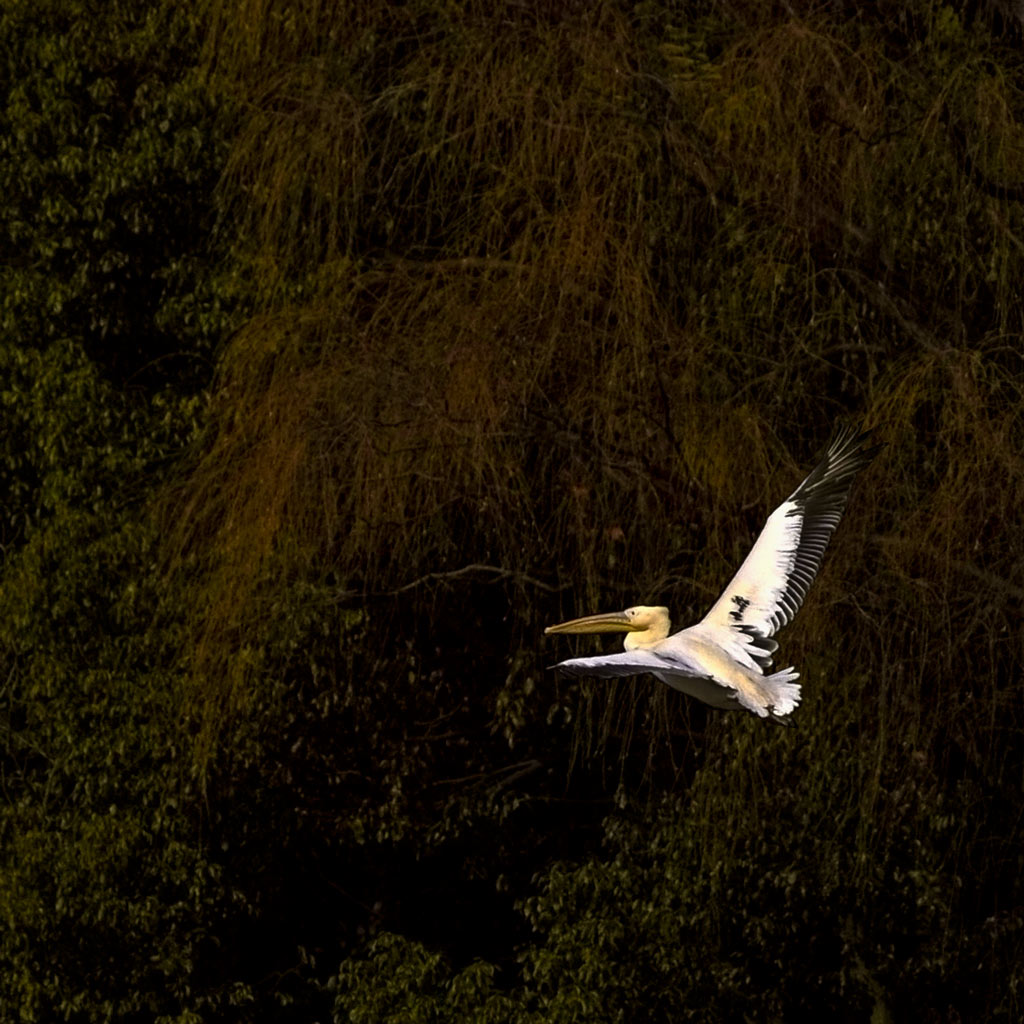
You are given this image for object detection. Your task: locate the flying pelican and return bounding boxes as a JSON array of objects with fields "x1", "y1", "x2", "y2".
[{"x1": 545, "y1": 425, "x2": 878, "y2": 719}]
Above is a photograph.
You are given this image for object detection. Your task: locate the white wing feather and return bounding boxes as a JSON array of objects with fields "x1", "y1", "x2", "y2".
[
  {"x1": 551, "y1": 648, "x2": 707, "y2": 680},
  {"x1": 702, "y1": 424, "x2": 877, "y2": 645}
]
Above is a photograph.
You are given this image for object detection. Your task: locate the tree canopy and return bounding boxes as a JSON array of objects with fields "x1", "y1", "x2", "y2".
[{"x1": 1, "y1": 1, "x2": 1023, "y2": 1020}]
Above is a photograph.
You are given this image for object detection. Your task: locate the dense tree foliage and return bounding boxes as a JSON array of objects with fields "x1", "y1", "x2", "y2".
[{"x1": 2, "y1": 0, "x2": 1024, "y2": 1021}]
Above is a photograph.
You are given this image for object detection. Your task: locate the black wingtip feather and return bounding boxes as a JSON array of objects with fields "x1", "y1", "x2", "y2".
[
  {"x1": 736, "y1": 623, "x2": 779, "y2": 671},
  {"x1": 768, "y1": 423, "x2": 880, "y2": 633}
]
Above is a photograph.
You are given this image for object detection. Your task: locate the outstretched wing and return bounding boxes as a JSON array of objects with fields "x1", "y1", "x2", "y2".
[
  {"x1": 551, "y1": 647, "x2": 705, "y2": 680},
  {"x1": 702, "y1": 424, "x2": 878, "y2": 641},
  {"x1": 550, "y1": 637, "x2": 800, "y2": 718}
]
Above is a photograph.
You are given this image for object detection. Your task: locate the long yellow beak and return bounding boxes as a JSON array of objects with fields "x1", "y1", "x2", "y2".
[{"x1": 544, "y1": 611, "x2": 641, "y2": 635}]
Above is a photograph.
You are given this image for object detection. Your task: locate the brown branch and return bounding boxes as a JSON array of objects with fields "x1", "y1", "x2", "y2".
[
  {"x1": 947, "y1": 119, "x2": 1024, "y2": 204},
  {"x1": 383, "y1": 563, "x2": 564, "y2": 595},
  {"x1": 876, "y1": 535, "x2": 1024, "y2": 602}
]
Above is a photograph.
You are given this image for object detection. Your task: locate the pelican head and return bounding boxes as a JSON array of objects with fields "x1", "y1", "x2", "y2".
[{"x1": 545, "y1": 605, "x2": 671, "y2": 649}]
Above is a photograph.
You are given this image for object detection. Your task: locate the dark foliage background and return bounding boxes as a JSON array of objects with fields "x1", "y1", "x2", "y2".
[{"x1": 2, "y1": 0, "x2": 1023, "y2": 1020}]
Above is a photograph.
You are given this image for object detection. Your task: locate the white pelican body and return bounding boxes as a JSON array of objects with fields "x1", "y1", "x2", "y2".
[{"x1": 546, "y1": 425, "x2": 877, "y2": 719}]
